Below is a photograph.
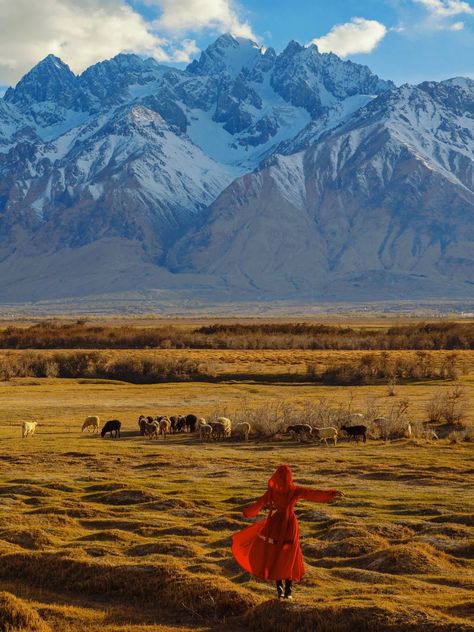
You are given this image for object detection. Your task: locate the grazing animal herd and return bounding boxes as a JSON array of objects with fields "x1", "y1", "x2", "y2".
[{"x1": 19, "y1": 412, "x2": 435, "y2": 444}]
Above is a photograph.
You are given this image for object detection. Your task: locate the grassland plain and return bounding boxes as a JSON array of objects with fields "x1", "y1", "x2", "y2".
[{"x1": 0, "y1": 322, "x2": 473, "y2": 632}]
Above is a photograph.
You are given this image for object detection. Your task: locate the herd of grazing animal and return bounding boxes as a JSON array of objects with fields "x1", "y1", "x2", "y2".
[
  {"x1": 19, "y1": 410, "x2": 433, "y2": 445},
  {"x1": 284, "y1": 414, "x2": 418, "y2": 446}
]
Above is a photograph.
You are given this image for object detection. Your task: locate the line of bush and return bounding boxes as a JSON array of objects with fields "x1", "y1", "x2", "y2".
[
  {"x1": 0, "y1": 320, "x2": 473, "y2": 350},
  {"x1": 0, "y1": 350, "x2": 465, "y2": 385}
]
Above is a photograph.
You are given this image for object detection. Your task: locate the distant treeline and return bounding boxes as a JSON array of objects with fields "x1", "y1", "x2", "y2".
[{"x1": 0, "y1": 320, "x2": 473, "y2": 350}]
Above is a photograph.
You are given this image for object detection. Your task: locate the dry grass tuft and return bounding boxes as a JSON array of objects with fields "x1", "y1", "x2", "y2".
[
  {"x1": 353, "y1": 542, "x2": 456, "y2": 575},
  {"x1": 304, "y1": 534, "x2": 388, "y2": 559},
  {"x1": 0, "y1": 591, "x2": 51, "y2": 632},
  {"x1": 0, "y1": 528, "x2": 54, "y2": 551},
  {"x1": 0, "y1": 552, "x2": 257, "y2": 621},
  {"x1": 430, "y1": 514, "x2": 474, "y2": 527},
  {"x1": 244, "y1": 600, "x2": 470, "y2": 632},
  {"x1": 85, "y1": 488, "x2": 157, "y2": 505}
]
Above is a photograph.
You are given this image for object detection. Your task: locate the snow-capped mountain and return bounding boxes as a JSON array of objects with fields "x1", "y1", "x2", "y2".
[
  {"x1": 0, "y1": 34, "x2": 472, "y2": 303},
  {"x1": 169, "y1": 78, "x2": 474, "y2": 299}
]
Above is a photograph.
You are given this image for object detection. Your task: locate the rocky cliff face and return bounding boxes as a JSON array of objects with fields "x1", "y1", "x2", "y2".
[{"x1": 0, "y1": 34, "x2": 472, "y2": 303}]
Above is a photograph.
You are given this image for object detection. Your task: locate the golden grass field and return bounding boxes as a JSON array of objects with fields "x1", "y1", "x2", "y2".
[{"x1": 0, "y1": 326, "x2": 473, "y2": 632}]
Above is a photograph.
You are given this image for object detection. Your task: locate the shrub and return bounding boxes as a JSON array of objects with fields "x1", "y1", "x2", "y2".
[{"x1": 426, "y1": 385, "x2": 468, "y2": 426}]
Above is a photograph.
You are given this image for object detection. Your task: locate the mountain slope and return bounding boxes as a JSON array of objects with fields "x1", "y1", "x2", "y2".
[
  {"x1": 0, "y1": 105, "x2": 239, "y2": 265},
  {"x1": 168, "y1": 80, "x2": 474, "y2": 300}
]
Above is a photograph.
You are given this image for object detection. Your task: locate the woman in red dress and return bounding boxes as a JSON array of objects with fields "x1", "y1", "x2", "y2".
[{"x1": 232, "y1": 464, "x2": 343, "y2": 599}]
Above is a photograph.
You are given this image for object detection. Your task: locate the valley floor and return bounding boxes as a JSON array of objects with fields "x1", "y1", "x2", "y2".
[{"x1": 0, "y1": 378, "x2": 473, "y2": 631}]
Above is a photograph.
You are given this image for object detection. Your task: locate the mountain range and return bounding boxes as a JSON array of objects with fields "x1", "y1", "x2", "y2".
[{"x1": 0, "y1": 33, "x2": 473, "y2": 304}]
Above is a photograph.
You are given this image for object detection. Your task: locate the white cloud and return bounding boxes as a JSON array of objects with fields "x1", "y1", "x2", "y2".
[
  {"x1": 148, "y1": 0, "x2": 256, "y2": 40},
  {"x1": 312, "y1": 17, "x2": 388, "y2": 57},
  {"x1": 414, "y1": 0, "x2": 474, "y2": 17},
  {"x1": 0, "y1": 0, "x2": 170, "y2": 85},
  {"x1": 413, "y1": 0, "x2": 473, "y2": 30},
  {"x1": 171, "y1": 39, "x2": 200, "y2": 63}
]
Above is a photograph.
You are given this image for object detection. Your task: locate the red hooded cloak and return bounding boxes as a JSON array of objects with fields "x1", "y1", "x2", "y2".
[{"x1": 231, "y1": 465, "x2": 338, "y2": 581}]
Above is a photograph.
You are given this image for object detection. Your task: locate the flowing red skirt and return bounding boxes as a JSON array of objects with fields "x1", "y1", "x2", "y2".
[{"x1": 231, "y1": 518, "x2": 305, "y2": 581}]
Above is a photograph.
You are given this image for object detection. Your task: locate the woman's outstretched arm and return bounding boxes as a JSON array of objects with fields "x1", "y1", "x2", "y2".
[
  {"x1": 295, "y1": 486, "x2": 343, "y2": 503},
  {"x1": 242, "y1": 490, "x2": 270, "y2": 517}
]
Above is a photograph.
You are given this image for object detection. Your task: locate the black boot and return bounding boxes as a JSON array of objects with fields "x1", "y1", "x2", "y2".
[
  {"x1": 284, "y1": 579, "x2": 293, "y2": 599},
  {"x1": 276, "y1": 580, "x2": 284, "y2": 599}
]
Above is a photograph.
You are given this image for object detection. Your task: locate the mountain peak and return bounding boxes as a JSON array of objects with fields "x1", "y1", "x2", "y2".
[
  {"x1": 40, "y1": 54, "x2": 71, "y2": 71},
  {"x1": 4, "y1": 53, "x2": 78, "y2": 109},
  {"x1": 281, "y1": 40, "x2": 305, "y2": 57},
  {"x1": 187, "y1": 33, "x2": 263, "y2": 77}
]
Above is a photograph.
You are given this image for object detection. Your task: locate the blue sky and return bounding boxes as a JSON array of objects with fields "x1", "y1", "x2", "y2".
[
  {"x1": 236, "y1": 0, "x2": 474, "y2": 83},
  {"x1": 0, "y1": 0, "x2": 473, "y2": 91}
]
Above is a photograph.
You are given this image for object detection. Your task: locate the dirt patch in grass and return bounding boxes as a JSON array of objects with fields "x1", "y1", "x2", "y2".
[{"x1": 0, "y1": 591, "x2": 51, "y2": 632}]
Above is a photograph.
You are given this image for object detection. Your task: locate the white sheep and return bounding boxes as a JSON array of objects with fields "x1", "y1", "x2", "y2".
[
  {"x1": 196, "y1": 417, "x2": 207, "y2": 429},
  {"x1": 199, "y1": 423, "x2": 213, "y2": 442},
  {"x1": 22, "y1": 421, "x2": 38, "y2": 438},
  {"x1": 159, "y1": 417, "x2": 171, "y2": 438},
  {"x1": 82, "y1": 416, "x2": 100, "y2": 433},
  {"x1": 216, "y1": 416, "x2": 232, "y2": 438},
  {"x1": 313, "y1": 426, "x2": 338, "y2": 446},
  {"x1": 143, "y1": 420, "x2": 160, "y2": 439},
  {"x1": 234, "y1": 422, "x2": 251, "y2": 441}
]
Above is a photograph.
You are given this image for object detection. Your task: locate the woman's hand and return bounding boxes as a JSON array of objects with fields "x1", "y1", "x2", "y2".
[{"x1": 333, "y1": 490, "x2": 345, "y2": 500}]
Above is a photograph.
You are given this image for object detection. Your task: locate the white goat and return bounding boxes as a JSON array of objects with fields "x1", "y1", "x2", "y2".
[
  {"x1": 313, "y1": 426, "x2": 338, "y2": 446},
  {"x1": 22, "y1": 421, "x2": 38, "y2": 438},
  {"x1": 82, "y1": 416, "x2": 100, "y2": 433}
]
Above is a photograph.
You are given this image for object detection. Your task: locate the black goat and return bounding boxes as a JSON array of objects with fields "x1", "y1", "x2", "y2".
[
  {"x1": 175, "y1": 416, "x2": 186, "y2": 433},
  {"x1": 185, "y1": 414, "x2": 198, "y2": 433},
  {"x1": 101, "y1": 419, "x2": 121, "y2": 438},
  {"x1": 341, "y1": 424, "x2": 367, "y2": 443}
]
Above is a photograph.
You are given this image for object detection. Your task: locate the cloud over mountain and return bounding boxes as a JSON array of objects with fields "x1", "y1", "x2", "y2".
[{"x1": 313, "y1": 17, "x2": 388, "y2": 57}]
